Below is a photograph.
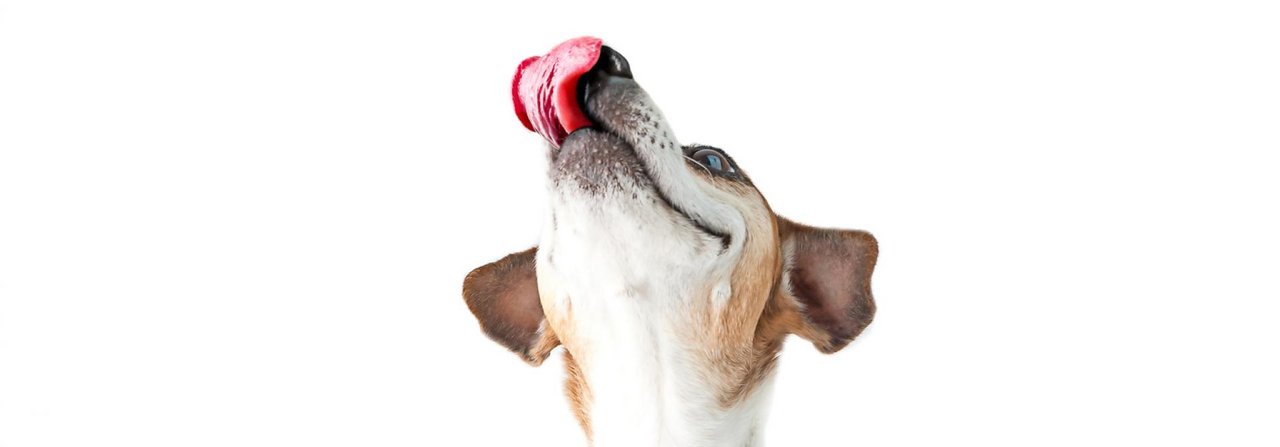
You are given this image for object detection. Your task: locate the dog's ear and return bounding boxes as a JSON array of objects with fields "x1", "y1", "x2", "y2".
[
  {"x1": 778, "y1": 218, "x2": 878, "y2": 354},
  {"x1": 463, "y1": 247, "x2": 558, "y2": 365}
]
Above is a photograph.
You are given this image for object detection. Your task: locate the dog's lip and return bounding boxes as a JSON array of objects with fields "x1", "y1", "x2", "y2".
[{"x1": 562, "y1": 123, "x2": 732, "y2": 248}]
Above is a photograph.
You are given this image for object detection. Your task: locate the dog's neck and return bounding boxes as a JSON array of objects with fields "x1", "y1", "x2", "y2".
[
  {"x1": 555, "y1": 292, "x2": 773, "y2": 445},
  {"x1": 554, "y1": 286, "x2": 777, "y2": 447},
  {"x1": 537, "y1": 197, "x2": 783, "y2": 446}
]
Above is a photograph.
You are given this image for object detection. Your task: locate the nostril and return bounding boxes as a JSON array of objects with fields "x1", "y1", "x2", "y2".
[
  {"x1": 577, "y1": 45, "x2": 633, "y2": 115},
  {"x1": 597, "y1": 45, "x2": 632, "y2": 79}
]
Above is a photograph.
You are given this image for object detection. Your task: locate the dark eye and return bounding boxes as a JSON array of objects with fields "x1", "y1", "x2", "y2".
[{"x1": 692, "y1": 148, "x2": 734, "y2": 174}]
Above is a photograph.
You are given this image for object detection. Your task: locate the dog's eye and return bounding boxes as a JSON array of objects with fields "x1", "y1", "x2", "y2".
[{"x1": 693, "y1": 148, "x2": 734, "y2": 174}]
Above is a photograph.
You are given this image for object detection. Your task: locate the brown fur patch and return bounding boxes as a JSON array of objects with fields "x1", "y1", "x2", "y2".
[
  {"x1": 462, "y1": 247, "x2": 560, "y2": 365},
  {"x1": 778, "y1": 219, "x2": 879, "y2": 353},
  {"x1": 562, "y1": 351, "x2": 593, "y2": 439}
]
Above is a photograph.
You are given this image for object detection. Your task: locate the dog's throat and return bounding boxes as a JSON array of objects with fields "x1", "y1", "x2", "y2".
[
  {"x1": 538, "y1": 254, "x2": 773, "y2": 445},
  {"x1": 557, "y1": 300, "x2": 775, "y2": 446}
]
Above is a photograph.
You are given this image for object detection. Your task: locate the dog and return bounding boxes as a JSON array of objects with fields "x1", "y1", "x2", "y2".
[{"x1": 464, "y1": 39, "x2": 878, "y2": 446}]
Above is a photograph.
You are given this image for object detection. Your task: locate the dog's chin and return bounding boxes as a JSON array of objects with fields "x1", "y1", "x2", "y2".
[
  {"x1": 546, "y1": 78, "x2": 666, "y2": 218},
  {"x1": 550, "y1": 127, "x2": 653, "y2": 196},
  {"x1": 549, "y1": 77, "x2": 657, "y2": 196}
]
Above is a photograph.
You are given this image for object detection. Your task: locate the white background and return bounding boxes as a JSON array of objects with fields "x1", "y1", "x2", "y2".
[{"x1": 2, "y1": 0, "x2": 1278, "y2": 445}]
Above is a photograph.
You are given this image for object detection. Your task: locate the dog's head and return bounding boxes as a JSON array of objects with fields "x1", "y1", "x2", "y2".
[{"x1": 463, "y1": 38, "x2": 877, "y2": 438}]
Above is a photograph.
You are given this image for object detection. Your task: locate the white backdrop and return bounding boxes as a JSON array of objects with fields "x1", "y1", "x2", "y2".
[{"x1": 2, "y1": 1, "x2": 1278, "y2": 445}]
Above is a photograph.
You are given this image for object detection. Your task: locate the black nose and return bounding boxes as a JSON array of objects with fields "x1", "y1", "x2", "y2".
[
  {"x1": 594, "y1": 45, "x2": 632, "y2": 79},
  {"x1": 578, "y1": 45, "x2": 633, "y2": 112}
]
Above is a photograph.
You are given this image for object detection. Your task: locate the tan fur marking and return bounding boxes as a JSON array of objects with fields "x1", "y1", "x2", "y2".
[
  {"x1": 562, "y1": 351, "x2": 593, "y2": 439},
  {"x1": 526, "y1": 327, "x2": 560, "y2": 366},
  {"x1": 673, "y1": 179, "x2": 793, "y2": 408},
  {"x1": 537, "y1": 266, "x2": 595, "y2": 438}
]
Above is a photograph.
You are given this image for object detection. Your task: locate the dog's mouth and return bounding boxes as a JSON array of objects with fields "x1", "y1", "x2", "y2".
[
  {"x1": 511, "y1": 38, "x2": 652, "y2": 193},
  {"x1": 511, "y1": 37, "x2": 604, "y2": 148},
  {"x1": 513, "y1": 38, "x2": 742, "y2": 247},
  {"x1": 511, "y1": 38, "x2": 638, "y2": 152}
]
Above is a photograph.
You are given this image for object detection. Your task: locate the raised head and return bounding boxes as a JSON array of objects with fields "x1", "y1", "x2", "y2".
[{"x1": 464, "y1": 37, "x2": 878, "y2": 445}]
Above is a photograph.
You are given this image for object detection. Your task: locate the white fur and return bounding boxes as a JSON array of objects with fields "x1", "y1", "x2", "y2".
[
  {"x1": 535, "y1": 84, "x2": 775, "y2": 446},
  {"x1": 619, "y1": 112, "x2": 747, "y2": 244},
  {"x1": 538, "y1": 184, "x2": 775, "y2": 446}
]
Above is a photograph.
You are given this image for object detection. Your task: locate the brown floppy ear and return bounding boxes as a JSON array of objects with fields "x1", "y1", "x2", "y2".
[
  {"x1": 779, "y1": 218, "x2": 879, "y2": 354},
  {"x1": 462, "y1": 247, "x2": 558, "y2": 365}
]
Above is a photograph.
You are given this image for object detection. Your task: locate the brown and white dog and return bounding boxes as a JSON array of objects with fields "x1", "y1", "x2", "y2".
[{"x1": 464, "y1": 43, "x2": 878, "y2": 446}]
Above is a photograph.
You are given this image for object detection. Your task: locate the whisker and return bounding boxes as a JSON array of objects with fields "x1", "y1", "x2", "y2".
[{"x1": 683, "y1": 154, "x2": 712, "y2": 175}]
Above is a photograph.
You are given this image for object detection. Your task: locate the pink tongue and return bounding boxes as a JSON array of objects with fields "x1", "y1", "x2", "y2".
[{"x1": 512, "y1": 37, "x2": 603, "y2": 148}]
